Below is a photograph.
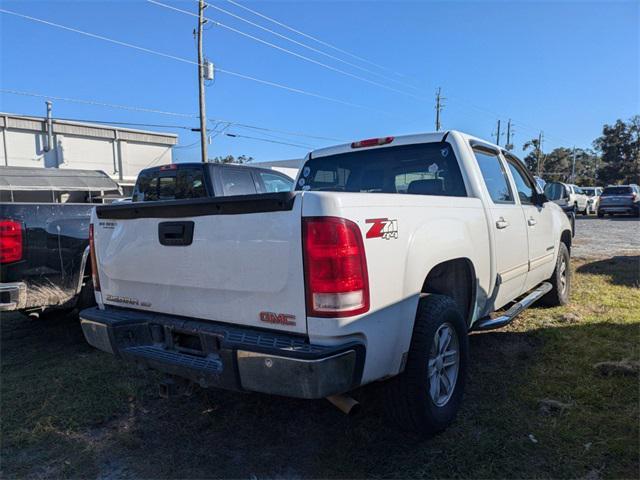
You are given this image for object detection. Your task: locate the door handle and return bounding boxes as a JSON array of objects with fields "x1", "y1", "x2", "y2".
[
  {"x1": 158, "y1": 221, "x2": 194, "y2": 246},
  {"x1": 496, "y1": 217, "x2": 510, "y2": 229},
  {"x1": 528, "y1": 217, "x2": 537, "y2": 226}
]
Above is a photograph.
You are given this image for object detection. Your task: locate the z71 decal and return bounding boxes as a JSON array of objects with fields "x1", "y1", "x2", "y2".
[{"x1": 366, "y1": 218, "x2": 398, "y2": 240}]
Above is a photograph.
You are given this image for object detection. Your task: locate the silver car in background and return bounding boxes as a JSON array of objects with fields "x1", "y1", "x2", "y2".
[{"x1": 597, "y1": 185, "x2": 640, "y2": 217}]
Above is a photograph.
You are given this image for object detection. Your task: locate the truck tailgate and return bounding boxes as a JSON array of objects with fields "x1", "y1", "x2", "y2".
[{"x1": 92, "y1": 193, "x2": 307, "y2": 334}]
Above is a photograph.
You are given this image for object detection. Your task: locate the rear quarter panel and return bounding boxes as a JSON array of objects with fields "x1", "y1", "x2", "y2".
[{"x1": 301, "y1": 191, "x2": 490, "y2": 384}]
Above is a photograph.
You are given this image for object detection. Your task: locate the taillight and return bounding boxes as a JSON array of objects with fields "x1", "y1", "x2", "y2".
[
  {"x1": 0, "y1": 219, "x2": 23, "y2": 264},
  {"x1": 303, "y1": 217, "x2": 369, "y2": 317},
  {"x1": 351, "y1": 136, "x2": 394, "y2": 149},
  {"x1": 89, "y1": 223, "x2": 101, "y2": 292}
]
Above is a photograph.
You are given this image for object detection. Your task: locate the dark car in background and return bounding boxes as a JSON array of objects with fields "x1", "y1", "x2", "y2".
[
  {"x1": 597, "y1": 185, "x2": 640, "y2": 217},
  {"x1": 0, "y1": 167, "x2": 122, "y2": 316},
  {"x1": 132, "y1": 162, "x2": 294, "y2": 202}
]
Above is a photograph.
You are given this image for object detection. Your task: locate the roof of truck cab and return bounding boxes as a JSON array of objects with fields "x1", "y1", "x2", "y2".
[
  {"x1": 145, "y1": 162, "x2": 287, "y2": 174},
  {"x1": 308, "y1": 130, "x2": 503, "y2": 159}
]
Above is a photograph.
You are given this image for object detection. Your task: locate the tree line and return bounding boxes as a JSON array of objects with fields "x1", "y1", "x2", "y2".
[
  {"x1": 208, "y1": 116, "x2": 639, "y2": 187},
  {"x1": 522, "y1": 115, "x2": 639, "y2": 186}
]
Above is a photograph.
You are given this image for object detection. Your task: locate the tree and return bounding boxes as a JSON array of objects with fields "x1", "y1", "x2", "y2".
[
  {"x1": 522, "y1": 137, "x2": 544, "y2": 174},
  {"x1": 593, "y1": 116, "x2": 640, "y2": 185},
  {"x1": 210, "y1": 154, "x2": 254, "y2": 164}
]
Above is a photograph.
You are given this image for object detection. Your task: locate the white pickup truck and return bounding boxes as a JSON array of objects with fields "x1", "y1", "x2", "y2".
[{"x1": 81, "y1": 131, "x2": 572, "y2": 436}]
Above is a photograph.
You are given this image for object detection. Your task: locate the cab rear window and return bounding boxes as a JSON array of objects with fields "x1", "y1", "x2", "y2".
[
  {"x1": 296, "y1": 142, "x2": 467, "y2": 197},
  {"x1": 133, "y1": 167, "x2": 206, "y2": 202},
  {"x1": 601, "y1": 186, "x2": 633, "y2": 196}
]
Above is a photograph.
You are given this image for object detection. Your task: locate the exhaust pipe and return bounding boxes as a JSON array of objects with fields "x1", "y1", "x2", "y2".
[{"x1": 326, "y1": 394, "x2": 360, "y2": 415}]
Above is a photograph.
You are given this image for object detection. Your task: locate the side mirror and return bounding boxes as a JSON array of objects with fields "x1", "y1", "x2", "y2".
[{"x1": 535, "y1": 191, "x2": 549, "y2": 206}]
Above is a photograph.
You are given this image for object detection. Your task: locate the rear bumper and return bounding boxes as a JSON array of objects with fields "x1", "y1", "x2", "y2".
[
  {"x1": 0, "y1": 282, "x2": 27, "y2": 312},
  {"x1": 598, "y1": 204, "x2": 638, "y2": 214},
  {"x1": 79, "y1": 306, "x2": 365, "y2": 399}
]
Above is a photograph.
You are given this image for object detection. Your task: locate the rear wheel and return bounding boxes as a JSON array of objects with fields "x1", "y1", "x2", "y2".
[
  {"x1": 541, "y1": 242, "x2": 571, "y2": 307},
  {"x1": 382, "y1": 294, "x2": 468, "y2": 437},
  {"x1": 597, "y1": 210, "x2": 604, "y2": 218}
]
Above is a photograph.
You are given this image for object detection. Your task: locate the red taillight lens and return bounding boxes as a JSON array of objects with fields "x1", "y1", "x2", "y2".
[
  {"x1": 303, "y1": 217, "x2": 369, "y2": 317},
  {"x1": 89, "y1": 223, "x2": 101, "y2": 292},
  {"x1": 0, "y1": 219, "x2": 23, "y2": 264},
  {"x1": 351, "y1": 136, "x2": 394, "y2": 149}
]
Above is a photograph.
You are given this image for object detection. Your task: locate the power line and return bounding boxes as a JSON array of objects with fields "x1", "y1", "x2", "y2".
[
  {"x1": 225, "y1": 132, "x2": 312, "y2": 150},
  {"x1": 231, "y1": 125, "x2": 319, "y2": 148},
  {"x1": 222, "y1": 0, "x2": 410, "y2": 79},
  {"x1": 0, "y1": 88, "x2": 197, "y2": 118},
  {"x1": 218, "y1": 0, "x2": 580, "y2": 146},
  {"x1": 229, "y1": 123, "x2": 345, "y2": 142},
  {"x1": 0, "y1": 8, "x2": 387, "y2": 113},
  {"x1": 1, "y1": 89, "x2": 343, "y2": 143},
  {"x1": 149, "y1": 1, "x2": 426, "y2": 101},
  {"x1": 46, "y1": 117, "x2": 195, "y2": 130},
  {"x1": 196, "y1": 0, "x2": 422, "y2": 93}
]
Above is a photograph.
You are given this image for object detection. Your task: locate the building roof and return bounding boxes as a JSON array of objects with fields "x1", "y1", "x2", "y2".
[
  {"x1": 0, "y1": 112, "x2": 178, "y2": 146},
  {"x1": 0, "y1": 166, "x2": 120, "y2": 191}
]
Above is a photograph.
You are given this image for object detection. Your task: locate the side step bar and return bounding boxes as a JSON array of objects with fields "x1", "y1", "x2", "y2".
[{"x1": 472, "y1": 282, "x2": 552, "y2": 332}]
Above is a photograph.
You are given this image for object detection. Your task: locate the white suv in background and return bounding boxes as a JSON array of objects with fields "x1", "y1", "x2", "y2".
[
  {"x1": 567, "y1": 184, "x2": 589, "y2": 214},
  {"x1": 582, "y1": 186, "x2": 603, "y2": 215}
]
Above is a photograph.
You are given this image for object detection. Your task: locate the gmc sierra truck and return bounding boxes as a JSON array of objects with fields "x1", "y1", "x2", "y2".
[{"x1": 80, "y1": 131, "x2": 572, "y2": 436}]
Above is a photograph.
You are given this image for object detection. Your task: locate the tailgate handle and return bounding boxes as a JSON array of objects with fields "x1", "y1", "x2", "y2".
[{"x1": 158, "y1": 221, "x2": 194, "y2": 246}]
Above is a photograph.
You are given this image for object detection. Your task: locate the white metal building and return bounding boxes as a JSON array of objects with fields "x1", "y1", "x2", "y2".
[
  {"x1": 254, "y1": 158, "x2": 302, "y2": 179},
  {"x1": 0, "y1": 112, "x2": 178, "y2": 192}
]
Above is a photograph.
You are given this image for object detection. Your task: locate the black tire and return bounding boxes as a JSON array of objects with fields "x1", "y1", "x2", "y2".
[
  {"x1": 597, "y1": 210, "x2": 604, "y2": 218},
  {"x1": 541, "y1": 242, "x2": 571, "y2": 307},
  {"x1": 382, "y1": 294, "x2": 468, "y2": 438}
]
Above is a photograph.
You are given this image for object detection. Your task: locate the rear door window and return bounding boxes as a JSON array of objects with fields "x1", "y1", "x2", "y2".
[
  {"x1": 220, "y1": 168, "x2": 258, "y2": 196},
  {"x1": 474, "y1": 149, "x2": 514, "y2": 204},
  {"x1": 505, "y1": 160, "x2": 535, "y2": 205},
  {"x1": 257, "y1": 171, "x2": 293, "y2": 192}
]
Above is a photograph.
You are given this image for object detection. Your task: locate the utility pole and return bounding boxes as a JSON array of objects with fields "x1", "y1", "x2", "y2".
[
  {"x1": 571, "y1": 147, "x2": 577, "y2": 182},
  {"x1": 435, "y1": 87, "x2": 445, "y2": 131},
  {"x1": 536, "y1": 131, "x2": 544, "y2": 177},
  {"x1": 494, "y1": 120, "x2": 501, "y2": 146},
  {"x1": 505, "y1": 119, "x2": 513, "y2": 150},
  {"x1": 196, "y1": 0, "x2": 208, "y2": 163}
]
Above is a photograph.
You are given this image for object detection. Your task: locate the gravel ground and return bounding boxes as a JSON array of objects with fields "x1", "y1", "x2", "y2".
[{"x1": 572, "y1": 215, "x2": 639, "y2": 259}]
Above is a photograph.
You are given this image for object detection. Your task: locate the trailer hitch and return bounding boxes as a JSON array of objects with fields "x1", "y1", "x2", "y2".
[{"x1": 159, "y1": 376, "x2": 194, "y2": 399}]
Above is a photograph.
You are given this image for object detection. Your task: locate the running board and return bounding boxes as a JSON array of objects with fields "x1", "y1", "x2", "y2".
[{"x1": 472, "y1": 282, "x2": 552, "y2": 332}]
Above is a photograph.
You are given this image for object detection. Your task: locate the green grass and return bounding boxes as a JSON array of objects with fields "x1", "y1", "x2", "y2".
[{"x1": 1, "y1": 255, "x2": 638, "y2": 479}]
